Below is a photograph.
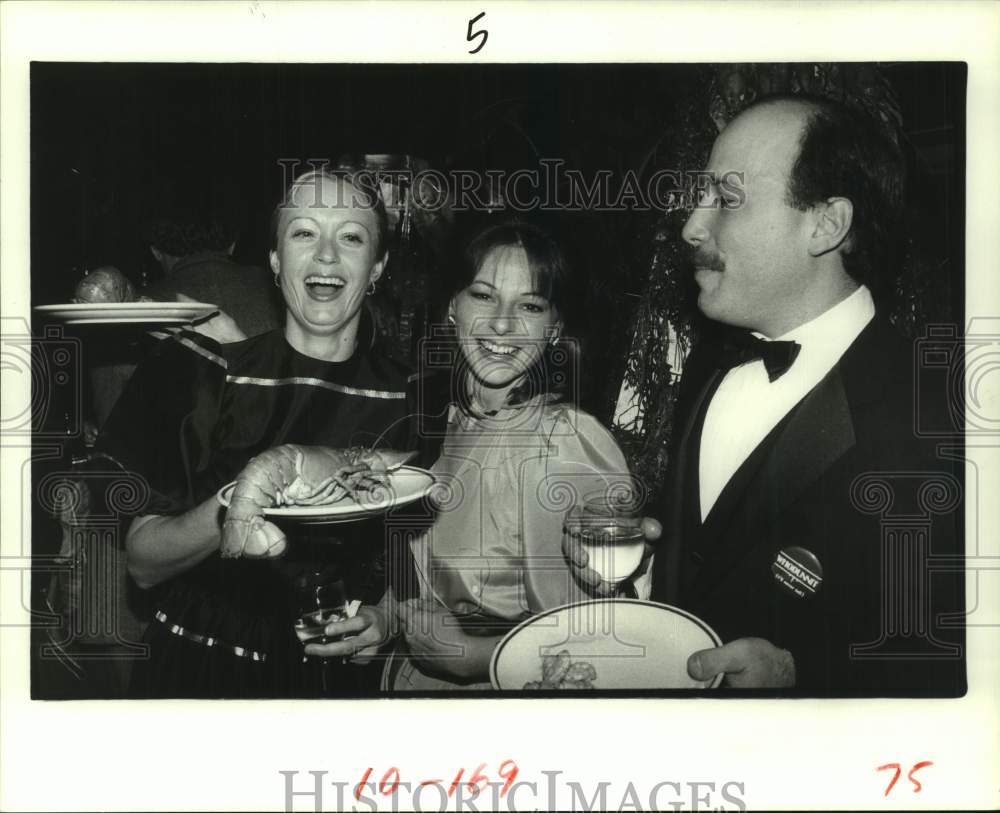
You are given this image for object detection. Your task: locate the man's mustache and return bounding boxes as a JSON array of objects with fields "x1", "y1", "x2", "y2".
[{"x1": 688, "y1": 246, "x2": 725, "y2": 273}]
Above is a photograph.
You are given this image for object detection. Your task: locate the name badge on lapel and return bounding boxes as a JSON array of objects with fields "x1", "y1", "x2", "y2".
[{"x1": 771, "y1": 546, "x2": 823, "y2": 599}]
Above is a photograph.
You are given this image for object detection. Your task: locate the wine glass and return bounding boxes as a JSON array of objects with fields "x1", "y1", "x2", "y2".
[
  {"x1": 292, "y1": 570, "x2": 352, "y2": 694},
  {"x1": 293, "y1": 570, "x2": 351, "y2": 647},
  {"x1": 564, "y1": 490, "x2": 645, "y2": 590}
]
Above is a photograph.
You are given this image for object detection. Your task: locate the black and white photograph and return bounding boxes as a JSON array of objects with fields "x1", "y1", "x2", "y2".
[{"x1": 2, "y1": 2, "x2": 998, "y2": 811}]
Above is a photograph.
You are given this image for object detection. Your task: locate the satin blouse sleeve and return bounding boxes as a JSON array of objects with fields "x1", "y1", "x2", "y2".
[{"x1": 520, "y1": 406, "x2": 635, "y2": 613}]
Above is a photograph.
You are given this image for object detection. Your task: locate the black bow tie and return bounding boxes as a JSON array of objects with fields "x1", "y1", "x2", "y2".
[{"x1": 718, "y1": 332, "x2": 801, "y2": 382}]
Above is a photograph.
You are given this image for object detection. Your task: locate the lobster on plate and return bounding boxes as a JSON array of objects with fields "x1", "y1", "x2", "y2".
[{"x1": 221, "y1": 444, "x2": 416, "y2": 559}]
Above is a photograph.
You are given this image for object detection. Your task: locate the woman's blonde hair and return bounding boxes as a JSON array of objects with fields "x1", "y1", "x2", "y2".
[{"x1": 269, "y1": 167, "x2": 389, "y2": 258}]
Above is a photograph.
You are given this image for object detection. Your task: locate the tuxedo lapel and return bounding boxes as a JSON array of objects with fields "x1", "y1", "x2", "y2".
[
  {"x1": 691, "y1": 354, "x2": 859, "y2": 594},
  {"x1": 753, "y1": 369, "x2": 855, "y2": 515},
  {"x1": 653, "y1": 358, "x2": 724, "y2": 604},
  {"x1": 755, "y1": 316, "x2": 893, "y2": 515},
  {"x1": 704, "y1": 367, "x2": 855, "y2": 530},
  {"x1": 655, "y1": 318, "x2": 892, "y2": 603},
  {"x1": 670, "y1": 368, "x2": 725, "y2": 525}
]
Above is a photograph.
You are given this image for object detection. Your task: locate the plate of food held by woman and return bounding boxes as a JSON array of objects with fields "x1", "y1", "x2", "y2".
[
  {"x1": 35, "y1": 301, "x2": 220, "y2": 324},
  {"x1": 97, "y1": 168, "x2": 428, "y2": 698},
  {"x1": 216, "y1": 446, "x2": 436, "y2": 528},
  {"x1": 490, "y1": 598, "x2": 724, "y2": 691},
  {"x1": 36, "y1": 265, "x2": 218, "y2": 324}
]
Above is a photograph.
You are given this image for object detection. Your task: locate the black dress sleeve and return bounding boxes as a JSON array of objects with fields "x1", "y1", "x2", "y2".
[{"x1": 96, "y1": 331, "x2": 227, "y2": 517}]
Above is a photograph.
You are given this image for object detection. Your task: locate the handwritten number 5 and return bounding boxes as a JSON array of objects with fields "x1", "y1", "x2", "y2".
[
  {"x1": 467, "y1": 12, "x2": 487, "y2": 54},
  {"x1": 877, "y1": 761, "x2": 933, "y2": 797},
  {"x1": 907, "y1": 761, "x2": 933, "y2": 793}
]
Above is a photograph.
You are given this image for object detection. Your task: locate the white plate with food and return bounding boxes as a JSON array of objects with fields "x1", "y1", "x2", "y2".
[
  {"x1": 34, "y1": 301, "x2": 219, "y2": 325},
  {"x1": 490, "y1": 599, "x2": 724, "y2": 690},
  {"x1": 217, "y1": 464, "x2": 435, "y2": 525}
]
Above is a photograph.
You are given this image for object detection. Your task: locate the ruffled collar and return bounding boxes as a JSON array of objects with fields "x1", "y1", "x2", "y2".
[{"x1": 448, "y1": 391, "x2": 561, "y2": 431}]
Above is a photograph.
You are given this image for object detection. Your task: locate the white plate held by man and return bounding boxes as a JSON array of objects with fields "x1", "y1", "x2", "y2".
[{"x1": 490, "y1": 599, "x2": 723, "y2": 690}]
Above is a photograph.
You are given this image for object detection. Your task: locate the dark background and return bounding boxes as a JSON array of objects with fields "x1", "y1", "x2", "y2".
[
  {"x1": 32, "y1": 62, "x2": 710, "y2": 296},
  {"x1": 28, "y1": 61, "x2": 966, "y2": 699},
  {"x1": 30, "y1": 61, "x2": 966, "y2": 422}
]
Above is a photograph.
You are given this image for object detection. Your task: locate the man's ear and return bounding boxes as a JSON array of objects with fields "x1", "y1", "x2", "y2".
[
  {"x1": 268, "y1": 250, "x2": 280, "y2": 276},
  {"x1": 808, "y1": 197, "x2": 853, "y2": 257},
  {"x1": 150, "y1": 246, "x2": 164, "y2": 263}
]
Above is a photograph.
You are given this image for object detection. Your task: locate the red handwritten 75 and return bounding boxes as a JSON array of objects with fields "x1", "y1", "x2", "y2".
[{"x1": 877, "y1": 761, "x2": 933, "y2": 797}]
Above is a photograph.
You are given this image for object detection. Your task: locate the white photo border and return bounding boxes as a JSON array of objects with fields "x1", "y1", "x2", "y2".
[{"x1": 2, "y1": 2, "x2": 998, "y2": 811}]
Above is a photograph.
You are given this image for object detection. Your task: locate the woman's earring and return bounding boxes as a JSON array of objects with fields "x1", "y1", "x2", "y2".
[
  {"x1": 367, "y1": 280, "x2": 377, "y2": 296},
  {"x1": 273, "y1": 273, "x2": 281, "y2": 289},
  {"x1": 447, "y1": 313, "x2": 456, "y2": 325}
]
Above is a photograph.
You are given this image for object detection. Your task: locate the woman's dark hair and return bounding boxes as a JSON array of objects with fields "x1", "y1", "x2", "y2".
[
  {"x1": 765, "y1": 94, "x2": 907, "y2": 291},
  {"x1": 269, "y1": 167, "x2": 390, "y2": 258},
  {"x1": 444, "y1": 218, "x2": 582, "y2": 408}
]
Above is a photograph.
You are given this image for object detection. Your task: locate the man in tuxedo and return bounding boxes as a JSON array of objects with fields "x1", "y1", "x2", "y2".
[{"x1": 567, "y1": 95, "x2": 964, "y2": 694}]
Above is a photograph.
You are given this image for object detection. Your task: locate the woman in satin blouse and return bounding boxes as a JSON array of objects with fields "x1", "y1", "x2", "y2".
[{"x1": 383, "y1": 219, "x2": 634, "y2": 690}]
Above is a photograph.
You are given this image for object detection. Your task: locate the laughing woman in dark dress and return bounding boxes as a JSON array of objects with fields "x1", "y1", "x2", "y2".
[{"x1": 99, "y1": 169, "x2": 410, "y2": 698}]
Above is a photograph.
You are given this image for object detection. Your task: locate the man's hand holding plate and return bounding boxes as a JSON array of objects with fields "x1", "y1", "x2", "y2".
[{"x1": 687, "y1": 637, "x2": 796, "y2": 688}]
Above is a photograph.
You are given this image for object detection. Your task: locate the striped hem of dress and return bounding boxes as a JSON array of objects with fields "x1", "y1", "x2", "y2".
[{"x1": 153, "y1": 610, "x2": 267, "y2": 662}]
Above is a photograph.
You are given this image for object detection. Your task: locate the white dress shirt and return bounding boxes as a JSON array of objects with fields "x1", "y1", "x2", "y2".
[{"x1": 698, "y1": 285, "x2": 875, "y2": 521}]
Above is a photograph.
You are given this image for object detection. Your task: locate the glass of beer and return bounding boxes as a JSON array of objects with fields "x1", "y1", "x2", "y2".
[{"x1": 565, "y1": 490, "x2": 645, "y2": 586}]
